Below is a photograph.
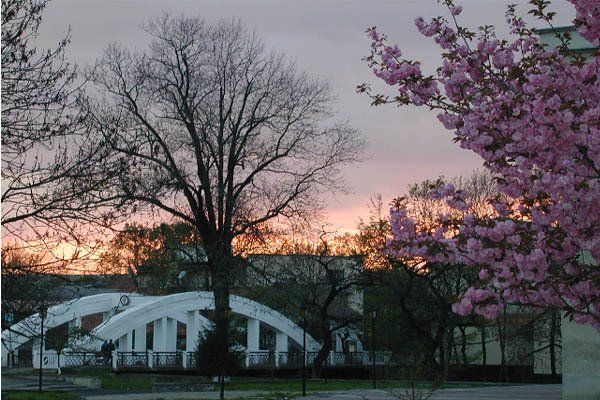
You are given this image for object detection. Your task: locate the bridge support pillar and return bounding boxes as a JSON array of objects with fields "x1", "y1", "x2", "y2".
[
  {"x1": 153, "y1": 318, "x2": 165, "y2": 351},
  {"x1": 275, "y1": 331, "x2": 288, "y2": 353},
  {"x1": 246, "y1": 318, "x2": 260, "y2": 368},
  {"x1": 186, "y1": 311, "x2": 198, "y2": 352},
  {"x1": 134, "y1": 325, "x2": 146, "y2": 351},
  {"x1": 247, "y1": 318, "x2": 260, "y2": 351},
  {"x1": 166, "y1": 317, "x2": 177, "y2": 351},
  {"x1": 118, "y1": 332, "x2": 131, "y2": 351}
]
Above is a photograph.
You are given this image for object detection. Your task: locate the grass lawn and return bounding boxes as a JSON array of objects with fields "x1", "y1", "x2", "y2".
[
  {"x1": 58, "y1": 368, "x2": 509, "y2": 393},
  {"x1": 5, "y1": 391, "x2": 81, "y2": 400},
  {"x1": 60, "y1": 367, "x2": 155, "y2": 390},
  {"x1": 226, "y1": 378, "x2": 498, "y2": 392}
]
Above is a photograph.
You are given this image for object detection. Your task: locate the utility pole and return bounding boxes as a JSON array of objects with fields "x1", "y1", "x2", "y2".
[
  {"x1": 301, "y1": 306, "x2": 307, "y2": 397},
  {"x1": 370, "y1": 309, "x2": 378, "y2": 389},
  {"x1": 38, "y1": 307, "x2": 47, "y2": 392}
]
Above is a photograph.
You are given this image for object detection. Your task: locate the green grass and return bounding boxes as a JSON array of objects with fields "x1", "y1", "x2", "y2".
[
  {"x1": 226, "y1": 378, "x2": 493, "y2": 392},
  {"x1": 60, "y1": 367, "x2": 154, "y2": 390},
  {"x1": 5, "y1": 391, "x2": 81, "y2": 400},
  {"x1": 58, "y1": 368, "x2": 507, "y2": 393}
]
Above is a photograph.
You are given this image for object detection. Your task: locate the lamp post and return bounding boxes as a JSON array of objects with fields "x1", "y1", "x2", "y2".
[
  {"x1": 300, "y1": 305, "x2": 307, "y2": 397},
  {"x1": 219, "y1": 306, "x2": 232, "y2": 400},
  {"x1": 370, "y1": 309, "x2": 378, "y2": 389},
  {"x1": 38, "y1": 307, "x2": 47, "y2": 392},
  {"x1": 5, "y1": 312, "x2": 14, "y2": 368}
]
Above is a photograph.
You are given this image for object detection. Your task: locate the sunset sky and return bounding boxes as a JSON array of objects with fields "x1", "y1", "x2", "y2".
[{"x1": 36, "y1": 0, "x2": 576, "y2": 233}]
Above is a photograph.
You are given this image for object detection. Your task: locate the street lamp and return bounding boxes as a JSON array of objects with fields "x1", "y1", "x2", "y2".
[
  {"x1": 300, "y1": 305, "x2": 307, "y2": 397},
  {"x1": 370, "y1": 309, "x2": 378, "y2": 389},
  {"x1": 38, "y1": 307, "x2": 47, "y2": 392},
  {"x1": 219, "y1": 306, "x2": 232, "y2": 400}
]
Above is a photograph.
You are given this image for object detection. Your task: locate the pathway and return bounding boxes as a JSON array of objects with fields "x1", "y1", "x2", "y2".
[{"x1": 81, "y1": 384, "x2": 561, "y2": 400}]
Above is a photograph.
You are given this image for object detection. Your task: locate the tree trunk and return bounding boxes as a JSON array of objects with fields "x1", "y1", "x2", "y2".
[
  {"x1": 497, "y1": 311, "x2": 508, "y2": 382},
  {"x1": 549, "y1": 310, "x2": 558, "y2": 378},
  {"x1": 459, "y1": 326, "x2": 468, "y2": 367},
  {"x1": 206, "y1": 241, "x2": 234, "y2": 400},
  {"x1": 443, "y1": 327, "x2": 454, "y2": 381},
  {"x1": 481, "y1": 325, "x2": 487, "y2": 367},
  {"x1": 313, "y1": 314, "x2": 332, "y2": 378}
]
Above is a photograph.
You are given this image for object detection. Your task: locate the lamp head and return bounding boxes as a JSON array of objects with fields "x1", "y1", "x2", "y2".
[{"x1": 370, "y1": 309, "x2": 378, "y2": 319}]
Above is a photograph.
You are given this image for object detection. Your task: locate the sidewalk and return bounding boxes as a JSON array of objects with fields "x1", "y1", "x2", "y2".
[
  {"x1": 2, "y1": 370, "x2": 83, "y2": 392},
  {"x1": 84, "y1": 390, "x2": 267, "y2": 400},
  {"x1": 82, "y1": 384, "x2": 562, "y2": 400}
]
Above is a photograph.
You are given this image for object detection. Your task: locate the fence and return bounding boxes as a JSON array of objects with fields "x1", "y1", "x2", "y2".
[
  {"x1": 117, "y1": 352, "x2": 150, "y2": 369},
  {"x1": 105, "y1": 350, "x2": 394, "y2": 371},
  {"x1": 61, "y1": 352, "x2": 106, "y2": 368}
]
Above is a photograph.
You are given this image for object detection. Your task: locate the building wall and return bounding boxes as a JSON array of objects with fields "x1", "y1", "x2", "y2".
[
  {"x1": 561, "y1": 317, "x2": 600, "y2": 400},
  {"x1": 537, "y1": 26, "x2": 596, "y2": 54}
]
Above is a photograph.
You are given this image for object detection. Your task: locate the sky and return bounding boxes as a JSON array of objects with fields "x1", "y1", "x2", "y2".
[{"x1": 37, "y1": 0, "x2": 576, "y2": 233}]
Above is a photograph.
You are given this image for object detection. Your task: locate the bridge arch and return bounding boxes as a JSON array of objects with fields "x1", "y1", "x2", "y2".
[
  {"x1": 95, "y1": 291, "x2": 320, "y2": 352},
  {"x1": 1, "y1": 293, "x2": 212, "y2": 356},
  {"x1": 2, "y1": 291, "x2": 321, "y2": 367}
]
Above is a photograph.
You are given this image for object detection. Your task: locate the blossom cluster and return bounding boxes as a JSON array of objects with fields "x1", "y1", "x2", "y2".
[
  {"x1": 367, "y1": 0, "x2": 600, "y2": 328},
  {"x1": 568, "y1": 0, "x2": 600, "y2": 45}
]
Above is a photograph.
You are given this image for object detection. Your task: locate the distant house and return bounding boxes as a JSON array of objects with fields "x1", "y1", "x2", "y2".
[{"x1": 535, "y1": 25, "x2": 597, "y2": 57}]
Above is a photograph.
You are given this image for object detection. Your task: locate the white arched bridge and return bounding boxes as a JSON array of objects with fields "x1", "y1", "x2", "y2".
[{"x1": 2, "y1": 291, "x2": 379, "y2": 371}]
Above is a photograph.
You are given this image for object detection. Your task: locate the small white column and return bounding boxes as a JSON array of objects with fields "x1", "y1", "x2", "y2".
[
  {"x1": 111, "y1": 350, "x2": 118, "y2": 370},
  {"x1": 182, "y1": 351, "x2": 188, "y2": 369},
  {"x1": 134, "y1": 324, "x2": 146, "y2": 351},
  {"x1": 147, "y1": 350, "x2": 154, "y2": 368},
  {"x1": 166, "y1": 317, "x2": 177, "y2": 352},
  {"x1": 247, "y1": 318, "x2": 260, "y2": 352},
  {"x1": 186, "y1": 311, "x2": 198, "y2": 352}
]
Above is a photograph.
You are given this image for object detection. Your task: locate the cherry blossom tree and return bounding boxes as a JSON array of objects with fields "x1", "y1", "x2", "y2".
[{"x1": 360, "y1": 0, "x2": 600, "y2": 329}]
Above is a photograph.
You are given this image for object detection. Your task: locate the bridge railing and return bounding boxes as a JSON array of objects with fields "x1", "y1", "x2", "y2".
[
  {"x1": 246, "y1": 351, "x2": 274, "y2": 368},
  {"x1": 330, "y1": 351, "x2": 366, "y2": 366},
  {"x1": 153, "y1": 351, "x2": 182, "y2": 368},
  {"x1": 277, "y1": 351, "x2": 302, "y2": 368},
  {"x1": 112, "y1": 350, "x2": 395, "y2": 371},
  {"x1": 117, "y1": 351, "x2": 150, "y2": 369},
  {"x1": 186, "y1": 351, "x2": 197, "y2": 369},
  {"x1": 61, "y1": 352, "x2": 107, "y2": 368}
]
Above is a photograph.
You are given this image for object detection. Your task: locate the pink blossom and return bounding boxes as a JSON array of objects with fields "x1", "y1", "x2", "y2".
[
  {"x1": 365, "y1": 0, "x2": 600, "y2": 329},
  {"x1": 450, "y1": 5, "x2": 463, "y2": 16}
]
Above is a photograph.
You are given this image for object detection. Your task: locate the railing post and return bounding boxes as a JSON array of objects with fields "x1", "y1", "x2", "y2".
[
  {"x1": 111, "y1": 351, "x2": 118, "y2": 370},
  {"x1": 274, "y1": 351, "x2": 279, "y2": 368},
  {"x1": 182, "y1": 351, "x2": 188, "y2": 369},
  {"x1": 245, "y1": 351, "x2": 249, "y2": 368},
  {"x1": 147, "y1": 350, "x2": 154, "y2": 369}
]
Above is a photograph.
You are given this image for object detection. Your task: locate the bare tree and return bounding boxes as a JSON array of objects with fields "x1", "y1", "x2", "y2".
[
  {"x1": 248, "y1": 231, "x2": 366, "y2": 376},
  {"x1": 2, "y1": 0, "x2": 119, "y2": 271},
  {"x1": 85, "y1": 16, "x2": 364, "y2": 397}
]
